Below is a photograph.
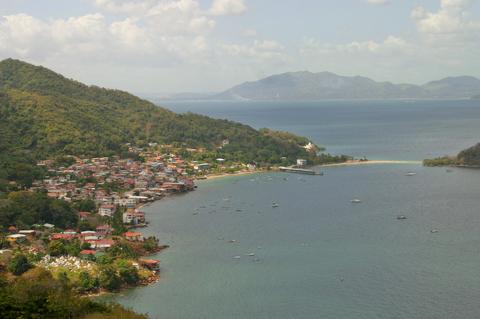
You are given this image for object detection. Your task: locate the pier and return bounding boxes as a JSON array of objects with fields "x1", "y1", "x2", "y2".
[{"x1": 278, "y1": 166, "x2": 320, "y2": 175}]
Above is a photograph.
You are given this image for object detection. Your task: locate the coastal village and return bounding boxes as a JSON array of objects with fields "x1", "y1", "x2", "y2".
[{"x1": 0, "y1": 143, "x2": 263, "y2": 293}]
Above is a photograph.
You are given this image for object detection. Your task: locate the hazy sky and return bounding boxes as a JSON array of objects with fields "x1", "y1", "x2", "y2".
[{"x1": 1, "y1": 0, "x2": 479, "y2": 93}]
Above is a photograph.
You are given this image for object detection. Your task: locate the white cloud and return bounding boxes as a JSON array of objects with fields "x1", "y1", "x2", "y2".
[
  {"x1": 1, "y1": 0, "x2": 479, "y2": 92},
  {"x1": 301, "y1": 35, "x2": 412, "y2": 56},
  {"x1": 209, "y1": 0, "x2": 247, "y2": 16},
  {"x1": 242, "y1": 29, "x2": 257, "y2": 37},
  {"x1": 366, "y1": 0, "x2": 391, "y2": 5},
  {"x1": 411, "y1": 0, "x2": 480, "y2": 36},
  {"x1": 222, "y1": 40, "x2": 285, "y2": 60},
  {"x1": 92, "y1": 0, "x2": 157, "y2": 15}
]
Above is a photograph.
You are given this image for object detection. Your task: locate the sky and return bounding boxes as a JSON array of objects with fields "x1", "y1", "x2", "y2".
[{"x1": 0, "y1": 0, "x2": 479, "y2": 94}]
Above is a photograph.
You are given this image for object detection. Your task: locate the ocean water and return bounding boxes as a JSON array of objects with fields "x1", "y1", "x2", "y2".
[
  {"x1": 165, "y1": 100, "x2": 480, "y2": 160},
  {"x1": 111, "y1": 100, "x2": 480, "y2": 319}
]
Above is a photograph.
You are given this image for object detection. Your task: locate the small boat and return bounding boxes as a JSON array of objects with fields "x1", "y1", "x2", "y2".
[
  {"x1": 405, "y1": 172, "x2": 417, "y2": 176},
  {"x1": 233, "y1": 256, "x2": 241, "y2": 259},
  {"x1": 235, "y1": 209, "x2": 243, "y2": 212},
  {"x1": 247, "y1": 253, "x2": 255, "y2": 257},
  {"x1": 430, "y1": 229, "x2": 439, "y2": 233},
  {"x1": 446, "y1": 169, "x2": 453, "y2": 173},
  {"x1": 350, "y1": 199, "x2": 362, "y2": 204},
  {"x1": 228, "y1": 240, "x2": 237, "y2": 243},
  {"x1": 397, "y1": 215, "x2": 407, "y2": 220},
  {"x1": 272, "y1": 203, "x2": 279, "y2": 208}
]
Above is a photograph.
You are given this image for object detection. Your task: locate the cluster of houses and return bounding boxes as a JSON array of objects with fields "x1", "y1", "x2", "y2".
[
  {"x1": 35, "y1": 149, "x2": 198, "y2": 210},
  {"x1": 32, "y1": 148, "x2": 202, "y2": 230},
  {"x1": 4, "y1": 225, "x2": 161, "y2": 272}
]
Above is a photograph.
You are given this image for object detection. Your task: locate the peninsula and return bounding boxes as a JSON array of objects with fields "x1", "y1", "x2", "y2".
[
  {"x1": 423, "y1": 143, "x2": 480, "y2": 167},
  {"x1": 0, "y1": 59, "x2": 349, "y2": 318}
]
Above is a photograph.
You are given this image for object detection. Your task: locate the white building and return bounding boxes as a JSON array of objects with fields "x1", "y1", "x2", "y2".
[{"x1": 296, "y1": 159, "x2": 308, "y2": 167}]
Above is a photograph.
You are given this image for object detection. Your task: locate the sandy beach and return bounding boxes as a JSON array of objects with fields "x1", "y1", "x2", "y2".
[
  {"x1": 197, "y1": 160, "x2": 421, "y2": 182},
  {"x1": 317, "y1": 160, "x2": 422, "y2": 168},
  {"x1": 201, "y1": 170, "x2": 262, "y2": 181}
]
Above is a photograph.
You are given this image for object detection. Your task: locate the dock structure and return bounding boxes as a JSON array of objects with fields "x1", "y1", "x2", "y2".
[{"x1": 278, "y1": 166, "x2": 320, "y2": 175}]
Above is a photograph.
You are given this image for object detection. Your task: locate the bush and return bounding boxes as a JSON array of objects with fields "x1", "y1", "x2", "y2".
[
  {"x1": 8, "y1": 254, "x2": 31, "y2": 276},
  {"x1": 116, "y1": 259, "x2": 139, "y2": 285},
  {"x1": 107, "y1": 242, "x2": 137, "y2": 259},
  {"x1": 48, "y1": 240, "x2": 66, "y2": 256},
  {"x1": 142, "y1": 236, "x2": 159, "y2": 253},
  {"x1": 77, "y1": 271, "x2": 99, "y2": 293},
  {"x1": 98, "y1": 265, "x2": 121, "y2": 291}
]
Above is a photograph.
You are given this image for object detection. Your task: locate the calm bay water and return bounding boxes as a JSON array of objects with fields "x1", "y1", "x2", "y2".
[
  {"x1": 165, "y1": 100, "x2": 480, "y2": 160},
  {"x1": 112, "y1": 100, "x2": 480, "y2": 319}
]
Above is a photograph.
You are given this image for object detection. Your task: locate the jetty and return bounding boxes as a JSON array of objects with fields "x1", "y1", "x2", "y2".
[{"x1": 279, "y1": 166, "x2": 319, "y2": 175}]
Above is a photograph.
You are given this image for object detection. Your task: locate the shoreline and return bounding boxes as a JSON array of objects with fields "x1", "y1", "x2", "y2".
[
  {"x1": 193, "y1": 160, "x2": 422, "y2": 182},
  {"x1": 316, "y1": 159, "x2": 422, "y2": 168},
  {"x1": 200, "y1": 170, "x2": 263, "y2": 181}
]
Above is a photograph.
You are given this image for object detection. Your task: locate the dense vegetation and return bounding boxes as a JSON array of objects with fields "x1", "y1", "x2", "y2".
[
  {"x1": 0, "y1": 59, "x2": 321, "y2": 169},
  {"x1": 423, "y1": 156, "x2": 457, "y2": 167},
  {"x1": 424, "y1": 143, "x2": 480, "y2": 167},
  {"x1": 457, "y1": 143, "x2": 480, "y2": 166},
  {"x1": 0, "y1": 268, "x2": 147, "y2": 319},
  {"x1": 0, "y1": 191, "x2": 78, "y2": 230}
]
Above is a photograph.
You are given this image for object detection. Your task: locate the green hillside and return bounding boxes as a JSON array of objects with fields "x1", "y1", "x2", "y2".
[
  {"x1": 424, "y1": 143, "x2": 480, "y2": 167},
  {"x1": 0, "y1": 59, "x2": 340, "y2": 184}
]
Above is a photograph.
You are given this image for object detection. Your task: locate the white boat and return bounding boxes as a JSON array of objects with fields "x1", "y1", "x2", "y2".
[
  {"x1": 233, "y1": 256, "x2": 241, "y2": 259},
  {"x1": 430, "y1": 229, "x2": 439, "y2": 233},
  {"x1": 247, "y1": 253, "x2": 255, "y2": 257},
  {"x1": 397, "y1": 215, "x2": 407, "y2": 220},
  {"x1": 350, "y1": 199, "x2": 362, "y2": 204},
  {"x1": 405, "y1": 172, "x2": 417, "y2": 176},
  {"x1": 272, "y1": 203, "x2": 279, "y2": 208}
]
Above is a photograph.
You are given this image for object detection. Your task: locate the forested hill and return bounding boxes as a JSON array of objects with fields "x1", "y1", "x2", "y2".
[
  {"x1": 424, "y1": 143, "x2": 480, "y2": 167},
  {"x1": 0, "y1": 59, "x2": 317, "y2": 166}
]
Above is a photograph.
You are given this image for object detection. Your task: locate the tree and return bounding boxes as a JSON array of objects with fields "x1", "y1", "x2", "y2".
[
  {"x1": 116, "y1": 259, "x2": 139, "y2": 285},
  {"x1": 8, "y1": 254, "x2": 31, "y2": 275},
  {"x1": 107, "y1": 242, "x2": 137, "y2": 259},
  {"x1": 142, "y1": 236, "x2": 159, "y2": 253},
  {"x1": 65, "y1": 240, "x2": 81, "y2": 257},
  {"x1": 72, "y1": 199, "x2": 96, "y2": 212},
  {"x1": 78, "y1": 271, "x2": 98, "y2": 293},
  {"x1": 98, "y1": 265, "x2": 121, "y2": 291},
  {"x1": 48, "y1": 240, "x2": 66, "y2": 256}
]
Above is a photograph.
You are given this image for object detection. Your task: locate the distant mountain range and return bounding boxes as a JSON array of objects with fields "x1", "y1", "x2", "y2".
[{"x1": 210, "y1": 71, "x2": 480, "y2": 101}]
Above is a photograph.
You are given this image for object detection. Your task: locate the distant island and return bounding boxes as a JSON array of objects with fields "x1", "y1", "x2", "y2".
[
  {"x1": 183, "y1": 71, "x2": 480, "y2": 101},
  {"x1": 424, "y1": 143, "x2": 480, "y2": 167}
]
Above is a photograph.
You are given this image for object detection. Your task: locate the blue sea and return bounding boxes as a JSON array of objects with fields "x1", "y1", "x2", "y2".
[{"x1": 111, "y1": 100, "x2": 480, "y2": 319}]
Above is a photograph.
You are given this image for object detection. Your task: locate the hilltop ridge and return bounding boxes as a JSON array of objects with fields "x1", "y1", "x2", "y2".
[
  {"x1": 0, "y1": 59, "x2": 319, "y2": 166},
  {"x1": 212, "y1": 71, "x2": 480, "y2": 101}
]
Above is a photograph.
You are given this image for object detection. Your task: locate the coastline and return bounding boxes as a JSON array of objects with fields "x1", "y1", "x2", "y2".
[
  {"x1": 194, "y1": 160, "x2": 422, "y2": 182},
  {"x1": 316, "y1": 159, "x2": 422, "y2": 168},
  {"x1": 200, "y1": 170, "x2": 264, "y2": 181}
]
